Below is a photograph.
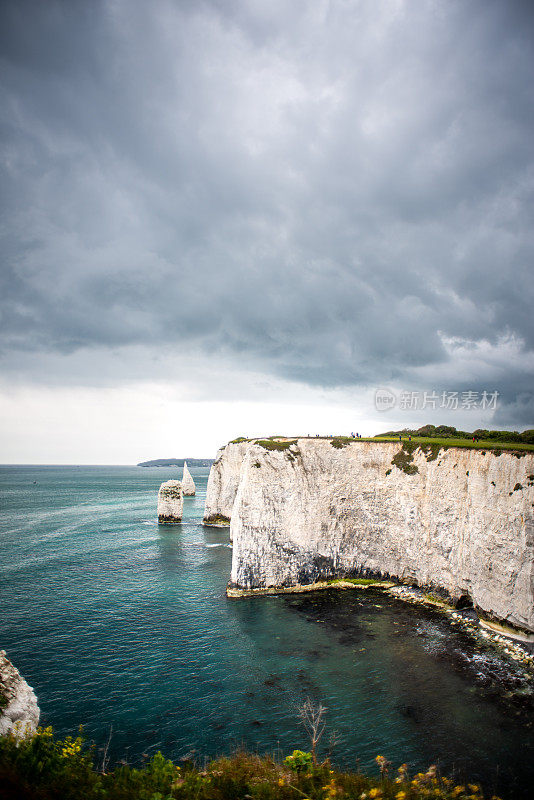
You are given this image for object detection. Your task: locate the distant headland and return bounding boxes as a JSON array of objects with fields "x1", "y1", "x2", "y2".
[{"x1": 137, "y1": 458, "x2": 213, "y2": 467}]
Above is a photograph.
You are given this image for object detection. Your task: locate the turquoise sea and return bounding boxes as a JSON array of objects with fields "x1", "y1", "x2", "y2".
[{"x1": 0, "y1": 466, "x2": 533, "y2": 797}]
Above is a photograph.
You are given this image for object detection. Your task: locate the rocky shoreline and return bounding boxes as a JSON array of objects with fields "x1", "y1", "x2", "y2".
[
  {"x1": 0, "y1": 650, "x2": 40, "y2": 737},
  {"x1": 227, "y1": 578, "x2": 534, "y2": 675}
]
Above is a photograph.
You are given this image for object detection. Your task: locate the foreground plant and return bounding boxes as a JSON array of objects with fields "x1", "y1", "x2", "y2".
[{"x1": 0, "y1": 727, "x2": 504, "y2": 800}]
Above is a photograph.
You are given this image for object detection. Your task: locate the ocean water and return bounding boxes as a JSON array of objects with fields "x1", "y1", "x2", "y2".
[{"x1": 0, "y1": 465, "x2": 533, "y2": 796}]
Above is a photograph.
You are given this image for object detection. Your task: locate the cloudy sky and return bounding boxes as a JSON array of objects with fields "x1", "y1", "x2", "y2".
[{"x1": 1, "y1": 0, "x2": 533, "y2": 463}]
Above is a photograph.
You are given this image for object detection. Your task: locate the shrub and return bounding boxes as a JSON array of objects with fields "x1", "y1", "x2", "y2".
[
  {"x1": 391, "y1": 442, "x2": 419, "y2": 475},
  {"x1": 284, "y1": 749, "x2": 313, "y2": 773},
  {"x1": 331, "y1": 437, "x2": 353, "y2": 449},
  {"x1": 0, "y1": 727, "x2": 504, "y2": 800},
  {"x1": 255, "y1": 439, "x2": 297, "y2": 452}
]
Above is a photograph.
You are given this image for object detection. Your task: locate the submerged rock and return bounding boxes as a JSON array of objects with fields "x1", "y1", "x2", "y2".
[
  {"x1": 181, "y1": 462, "x2": 196, "y2": 496},
  {"x1": 157, "y1": 480, "x2": 183, "y2": 523},
  {"x1": 0, "y1": 650, "x2": 40, "y2": 737}
]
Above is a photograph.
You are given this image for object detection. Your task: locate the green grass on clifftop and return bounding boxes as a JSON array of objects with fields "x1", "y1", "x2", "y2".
[
  {"x1": 256, "y1": 439, "x2": 297, "y2": 451},
  {"x1": 224, "y1": 428, "x2": 534, "y2": 454},
  {"x1": 369, "y1": 436, "x2": 534, "y2": 453}
]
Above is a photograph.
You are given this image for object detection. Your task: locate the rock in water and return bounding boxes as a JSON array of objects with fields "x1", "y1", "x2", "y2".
[
  {"x1": 181, "y1": 461, "x2": 196, "y2": 496},
  {"x1": 157, "y1": 480, "x2": 183, "y2": 522},
  {"x1": 0, "y1": 650, "x2": 40, "y2": 737}
]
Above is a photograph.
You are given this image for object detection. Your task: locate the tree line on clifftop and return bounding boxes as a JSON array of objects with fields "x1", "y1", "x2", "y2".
[{"x1": 377, "y1": 425, "x2": 534, "y2": 445}]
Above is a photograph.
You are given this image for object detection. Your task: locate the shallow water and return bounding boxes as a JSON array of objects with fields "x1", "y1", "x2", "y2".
[{"x1": 0, "y1": 465, "x2": 533, "y2": 797}]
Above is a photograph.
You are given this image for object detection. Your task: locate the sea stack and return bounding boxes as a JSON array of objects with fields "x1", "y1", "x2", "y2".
[
  {"x1": 181, "y1": 461, "x2": 196, "y2": 496},
  {"x1": 0, "y1": 650, "x2": 40, "y2": 737},
  {"x1": 157, "y1": 480, "x2": 183, "y2": 522}
]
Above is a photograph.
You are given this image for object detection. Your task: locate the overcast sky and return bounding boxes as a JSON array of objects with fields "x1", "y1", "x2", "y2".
[{"x1": 1, "y1": 0, "x2": 533, "y2": 462}]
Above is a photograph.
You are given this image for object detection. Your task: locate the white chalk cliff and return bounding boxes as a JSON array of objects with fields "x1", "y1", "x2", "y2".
[
  {"x1": 0, "y1": 650, "x2": 40, "y2": 737},
  {"x1": 207, "y1": 438, "x2": 534, "y2": 633},
  {"x1": 157, "y1": 480, "x2": 183, "y2": 522},
  {"x1": 181, "y1": 462, "x2": 196, "y2": 496},
  {"x1": 203, "y1": 440, "x2": 249, "y2": 527}
]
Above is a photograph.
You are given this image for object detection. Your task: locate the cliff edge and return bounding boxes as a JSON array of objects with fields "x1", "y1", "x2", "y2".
[
  {"x1": 209, "y1": 438, "x2": 534, "y2": 634},
  {"x1": 203, "y1": 441, "x2": 249, "y2": 528},
  {"x1": 0, "y1": 650, "x2": 40, "y2": 737}
]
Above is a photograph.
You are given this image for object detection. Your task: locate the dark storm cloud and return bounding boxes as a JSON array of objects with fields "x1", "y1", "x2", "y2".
[{"x1": 1, "y1": 0, "x2": 533, "y2": 421}]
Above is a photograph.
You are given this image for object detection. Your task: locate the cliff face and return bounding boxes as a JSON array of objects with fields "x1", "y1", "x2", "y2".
[
  {"x1": 203, "y1": 441, "x2": 249, "y2": 527},
  {"x1": 157, "y1": 480, "x2": 183, "y2": 522},
  {"x1": 181, "y1": 462, "x2": 196, "y2": 496},
  {"x1": 227, "y1": 439, "x2": 534, "y2": 633},
  {"x1": 0, "y1": 650, "x2": 40, "y2": 737}
]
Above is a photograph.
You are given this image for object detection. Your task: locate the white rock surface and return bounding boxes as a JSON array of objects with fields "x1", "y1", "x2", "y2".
[
  {"x1": 203, "y1": 441, "x2": 249, "y2": 527},
  {"x1": 181, "y1": 462, "x2": 196, "y2": 496},
  {"x1": 228, "y1": 439, "x2": 534, "y2": 633},
  {"x1": 0, "y1": 650, "x2": 40, "y2": 737},
  {"x1": 157, "y1": 480, "x2": 183, "y2": 522}
]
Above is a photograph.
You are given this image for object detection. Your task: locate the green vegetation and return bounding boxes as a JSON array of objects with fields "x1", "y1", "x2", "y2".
[
  {"x1": 284, "y1": 749, "x2": 313, "y2": 773},
  {"x1": 370, "y1": 436, "x2": 534, "y2": 454},
  {"x1": 256, "y1": 439, "x2": 297, "y2": 452},
  {"x1": 328, "y1": 577, "x2": 381, "y2": 586},
  {"x1": 230, "y1": 437, "x2": 248, "y2": 444},
  {"x1": 0, "y1": 727, "x2": 500, "y2": 800},
  {"x1": 203, "y1": 514, "x2": 230, "y2": 526},
  {"x1": 391, "y1": 442, "x2": 419, "y2": 476},
  {"x1": 330, "y1": 437, "x2": 353, "y2": 449},
  {"x1": 375, "y1": 425, "x2": 534, "y2": 450},
  {"x1": 423, "y1": 593, "x2": 452, "y2": 608},
  {"x1": 230, "y1": 428, "x2": 534, "y2": 454},
  {"x1": 417, "y1": 442, "x2": 442, "y2": 461}
]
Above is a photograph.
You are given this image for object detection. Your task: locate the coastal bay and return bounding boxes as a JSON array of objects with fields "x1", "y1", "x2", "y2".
[{"x1": 0, "y1": 465, "x2": 533, "y2": 798}]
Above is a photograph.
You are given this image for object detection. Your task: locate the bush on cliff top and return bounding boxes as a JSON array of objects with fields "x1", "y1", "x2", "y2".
[
  {"x1": 256, "y1": 439, "x2": 297, "y2": 452},
  {"x1": 0, "y1": 727, "x2": 501, "y2": 800},
  {"x1": 377, "y1": 425, "x2": 534, "y2": 445}
]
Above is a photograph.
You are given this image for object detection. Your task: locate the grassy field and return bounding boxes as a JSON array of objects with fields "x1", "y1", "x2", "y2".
[
  {"x1": 362, "y1": 436, "x2": 534, "y2": 452},
  {"x1": 248, "y1": 435, "x2": 534, "y2": 453}
]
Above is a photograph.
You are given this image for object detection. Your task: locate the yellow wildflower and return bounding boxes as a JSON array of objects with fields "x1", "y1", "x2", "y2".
[
  {"x1": 60, "y1": 736, "x2": 82, "y2": 758},
  {"x1": 369, "y1": 788, "x2": 382, "y2": 799},
  {"x1": 396, "y1": 793, "x2": 407, "y2": 800}
]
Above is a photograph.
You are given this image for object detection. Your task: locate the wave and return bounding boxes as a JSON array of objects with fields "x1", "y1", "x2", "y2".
[{"x1": 205, "y1": 543, "x2": 232, "y2": 549}]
